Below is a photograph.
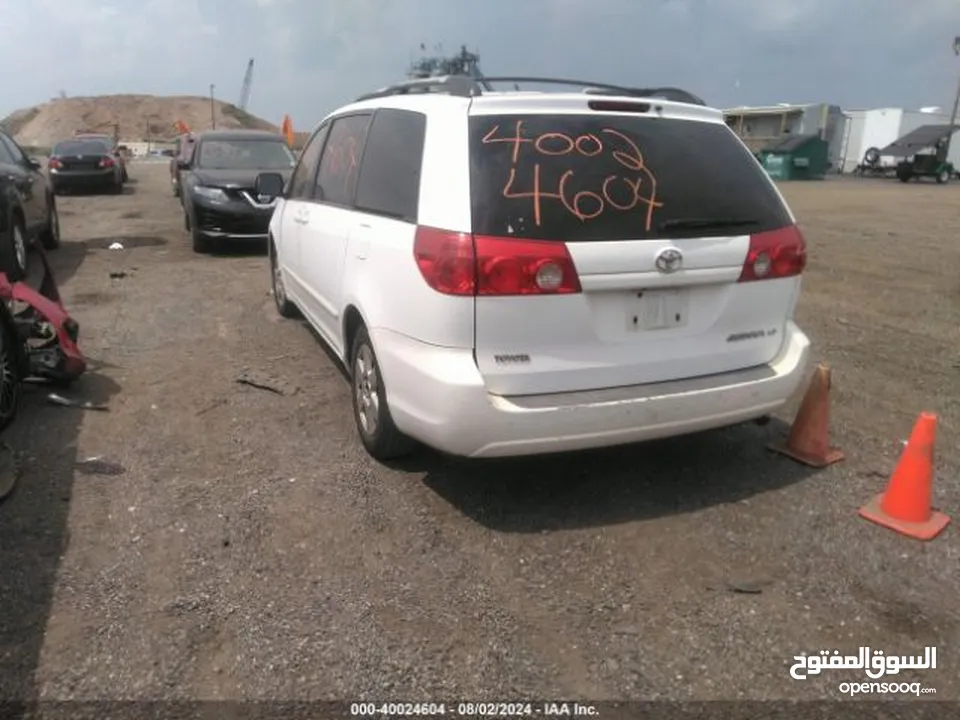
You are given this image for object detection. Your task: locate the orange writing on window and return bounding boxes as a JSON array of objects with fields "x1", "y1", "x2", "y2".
[
  {"x1": 483, "y1": 121, "x2": 664, "y2": 230},
  {"x1": 324, "y1": 135, "x2": 362, "y2": 193}
]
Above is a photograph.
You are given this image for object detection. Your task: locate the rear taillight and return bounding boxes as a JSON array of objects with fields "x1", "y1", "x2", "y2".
[
  {"x1": 412, "y1": 227, "x2": 582, "y2": 296},
  {"x1": 48, "y1": 158, "x2": 62, "y2": 169},
  {"x1": 413, "y1": 227, "x2": 476, "y2": 296},
  {"x1": 474, "y1": 235, "x2": 581, "y2": 295},
  {"x1": 98, "y1": 157, "x2": 115, "y2": 168},
  {"x1": 738, "y1": 224, "x2": 806, "y2": 283}
]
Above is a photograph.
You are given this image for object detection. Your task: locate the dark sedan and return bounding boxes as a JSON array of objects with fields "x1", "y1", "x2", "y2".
[
  {"x1": 48, "y1": 139, "x2": 125, "y2": 195},
  {"x1": 0, "y1": 128, "x2": 59, "y2": 281},
  {"x1": 178, "y1": 130, "x2": 295, "y2": 253}
]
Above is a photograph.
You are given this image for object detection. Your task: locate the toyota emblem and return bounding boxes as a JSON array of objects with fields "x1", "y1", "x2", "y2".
[{"x1": 654, "y1": 247, "x2": 683, "y2": 273}]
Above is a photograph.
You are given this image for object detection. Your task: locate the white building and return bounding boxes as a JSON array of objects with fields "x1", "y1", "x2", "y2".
[{"x1": 838, "y1": 107, "x2": 960, "y2": 173}]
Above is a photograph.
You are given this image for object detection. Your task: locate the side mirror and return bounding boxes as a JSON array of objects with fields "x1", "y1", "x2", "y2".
[
  {"x1": 255, "y1": 172, "x2": 284, "y2": 200},
  {"x1": 27, "y1": 156, "x2": 43, "y2": 170},
  {"x1": 177, "y1": 159, "x2": 190, "y2": 170}
]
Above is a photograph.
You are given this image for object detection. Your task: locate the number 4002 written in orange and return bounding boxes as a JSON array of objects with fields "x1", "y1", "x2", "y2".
[{"x1": 481, "y1": 121, "x2": 664, "y2": 231}]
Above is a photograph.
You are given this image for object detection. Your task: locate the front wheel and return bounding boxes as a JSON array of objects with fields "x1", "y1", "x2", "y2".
[
  {"x1": 192, "y1": 228, "x2": 212, "y2": 253},
  {"x1": 936, "y1": 170, "x2": 949, "y2": 184},
  {"x1": 350, "y1": 326, "x2": 415, "y2": 461}
]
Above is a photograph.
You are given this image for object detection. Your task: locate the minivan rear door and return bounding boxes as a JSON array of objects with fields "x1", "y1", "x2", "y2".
[{"x1": 467, "y1": 97, "x2": 800, "y2": 396}]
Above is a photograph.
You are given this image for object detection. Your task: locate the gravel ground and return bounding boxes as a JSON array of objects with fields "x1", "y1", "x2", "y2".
[{"x1": 0, "y1": 165, "x2": 957, "y2": 708}]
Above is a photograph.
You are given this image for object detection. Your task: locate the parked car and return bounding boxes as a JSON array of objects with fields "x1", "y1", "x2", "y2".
[
  {"x1": 48, "y1": 138, "x2": 125, "y2": 195},
  {"x1": 255, "y1": 76, "x2": 812, "y2": 461},
  {"x1": 73, "y1": 132, "x2": 128, "y2": 182},
  {"x1": 170, "y1": 133, "x2": 196, "y2": 198},
  {"x1": 178, "y1": 129, "x2": 296, "y2": 253},
  {"x1": 0, "y1": 128, "x2": 60, "y2": 281}
]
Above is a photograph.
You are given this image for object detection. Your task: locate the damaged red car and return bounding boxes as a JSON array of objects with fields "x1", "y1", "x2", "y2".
[{"x1": 0, "y1": 242, "x2": 87, "y2": 429}]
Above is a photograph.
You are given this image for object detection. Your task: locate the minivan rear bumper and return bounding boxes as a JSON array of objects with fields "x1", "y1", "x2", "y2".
[{"x1": 374, "y1": 322, "x2": 811, "y2": 459}]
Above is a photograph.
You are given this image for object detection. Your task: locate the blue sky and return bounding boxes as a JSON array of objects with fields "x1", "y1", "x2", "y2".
[{"x1": 1, "y1": 0, "x2": 959, "y2": 131}]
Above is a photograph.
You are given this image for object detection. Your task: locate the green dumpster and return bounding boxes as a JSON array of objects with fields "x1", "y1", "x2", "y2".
[{"x1": 758, "y1": 134, "x2": 828, "y2": 180}]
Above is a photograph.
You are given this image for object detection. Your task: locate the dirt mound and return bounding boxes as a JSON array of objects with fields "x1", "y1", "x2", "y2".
[{"x1": 1, "y1": 94, "x2": 279, "y2": 149}]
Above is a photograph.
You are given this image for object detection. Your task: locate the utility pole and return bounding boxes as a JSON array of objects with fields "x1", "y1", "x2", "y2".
[
  {"x1": 945, "y1": 36, "x2": 960, "y2": 159},
  {"x1": 209, "y1": 84, "x2": 216, "y2": 129}
]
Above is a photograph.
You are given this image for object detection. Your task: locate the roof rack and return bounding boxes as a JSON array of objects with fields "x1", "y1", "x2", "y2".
[{"x1": 354, "y1": 76, "x2": 706, "y2": 106}]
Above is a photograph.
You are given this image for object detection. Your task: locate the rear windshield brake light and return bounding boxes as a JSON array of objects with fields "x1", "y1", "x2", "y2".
[
  {"x1": 413, "y1": 226, "x2": 582, "y2": 297},
  {"x1": 738, "y1": 225, "x2": 806, "y2": 282},
  {"x1": 587, "y1": 100, "x2": 651, "y2": 114}
]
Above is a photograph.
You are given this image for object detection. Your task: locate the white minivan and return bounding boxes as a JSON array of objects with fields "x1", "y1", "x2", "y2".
[{"x1": 254, "y1": 77, "x2": 811, "y2": 461}]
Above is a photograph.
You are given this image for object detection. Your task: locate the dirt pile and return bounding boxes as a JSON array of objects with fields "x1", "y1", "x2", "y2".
[{"x1": 1, "y1": 94, "x2": 279, "y2": 149}]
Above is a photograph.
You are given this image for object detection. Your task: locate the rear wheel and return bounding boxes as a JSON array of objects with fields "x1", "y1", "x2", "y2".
[
  {"x1": 0, "y1": 214, "x2": 28, "y2": 282},
  {"x1": 936, "y1": 169, "x2": 949, "y2": 184},
  {"x1": 350, "y1": 325, "x2": 415, "y2": 461},
  {"x1": 39, "y1": 196, "x2": 61, "y2": 250},
  {"x1": 0, "y1": 314, "x2": 23, "y2": 433},
  {"x1": 270, "y1": 240, "x2": 298, "y2": 318}
]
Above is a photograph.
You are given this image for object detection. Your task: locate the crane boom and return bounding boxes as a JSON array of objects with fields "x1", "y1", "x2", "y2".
[{"x1": 238, "y1": 58, "x2": 254, "y2": 111}]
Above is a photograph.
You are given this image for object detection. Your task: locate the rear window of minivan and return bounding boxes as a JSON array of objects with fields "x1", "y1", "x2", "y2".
[{"x1": 468, "y1": 114, "x2": 792, "y2": 241}]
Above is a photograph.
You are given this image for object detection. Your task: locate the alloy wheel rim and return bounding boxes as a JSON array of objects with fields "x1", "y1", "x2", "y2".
[
  {"x1": 0, "y1": 334, "x2": 17, "y2": 421},
  {"x1": 272, "y1": 255, "x2": 286, "y2": 306},
  {"x1": 13, "y1": 225, "x2": 26, "y2": 272},
  {"x1": 354, "y1": 345, "x2": 380, "y2": 436}
]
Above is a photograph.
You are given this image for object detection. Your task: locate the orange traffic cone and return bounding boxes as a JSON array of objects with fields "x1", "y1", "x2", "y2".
[
  {"x1": 858, "y1": 412, "x2": 950, "y2": 541},
  {"x1": 768, "y1": 363, "x2": 844, "y2": 467}
]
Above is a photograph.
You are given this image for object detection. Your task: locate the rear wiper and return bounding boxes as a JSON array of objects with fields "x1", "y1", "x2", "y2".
[{"x1": 658, "y1": 218, "x2": 759, "y2": 231}]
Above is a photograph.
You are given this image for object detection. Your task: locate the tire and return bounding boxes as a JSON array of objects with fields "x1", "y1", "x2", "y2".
[
  {"x1": 111, "y1": 179, "x2": 123, "y2": 195},
  {"x1": 39, "y1": 196, "x2": 61, "y2": 250},
  {"x1": 173, "y1": 181, "x2": 180, "y2": 198},
  {"x1": 936, "y1": 170, "x2": 949, "y2": 184},
  {"x1": 0, "y1": 213, "x2": 28, "y2": 282},
  {"x1": 0, "y1": 314, "x2": 22, "y2": 433},
  {"x1": 269, "y1": 239, "x2": 298, "y2": 318},
  {"x1": 191, "y1": 225, "x2": 212, "y2": 253},
  {"x1": 350, "y1": 325, "x2": 415, "y2": 461}
]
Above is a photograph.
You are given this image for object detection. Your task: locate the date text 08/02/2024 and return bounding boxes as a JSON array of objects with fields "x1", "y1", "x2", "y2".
[{"x1": 350, "y1": 701, "x2": 600, "y2": 716}]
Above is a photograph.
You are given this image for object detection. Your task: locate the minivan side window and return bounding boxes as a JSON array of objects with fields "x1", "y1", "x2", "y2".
[
  {"x1": 288, "y1": 124, "x2": 328, "y2": 200},
  {"x1": 315, "y1": 114, "x2": 372, "y2": 207},
  {"x1": 354, "y1": 109, "x2": 427, "y2": 222}
]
